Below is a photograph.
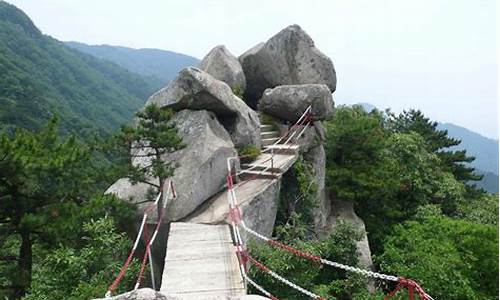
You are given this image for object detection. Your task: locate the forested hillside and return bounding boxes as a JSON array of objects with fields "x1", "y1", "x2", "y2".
[
  {"x1": 65, "y1": 41, "x2": 199, "y2": 90},
  {"x1": 0, "y1": 2, "x2": 157, "y2": 138}
]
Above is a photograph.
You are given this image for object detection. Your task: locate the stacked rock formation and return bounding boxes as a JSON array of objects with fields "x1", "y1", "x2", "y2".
[{"x1": 105, "y1": 24, "x2": 374, "y2": 299}]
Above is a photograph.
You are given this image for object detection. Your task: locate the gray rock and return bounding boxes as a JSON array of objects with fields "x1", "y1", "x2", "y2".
[
  {"x1": 259, "y1": 84, "x2": 334, "y2": 123},
  {"x1": 239, "y1": 24, "x2": 336, "y2": 107},
  {"x1": 93, "y1": 288, "x2": 168, "y2": 300},
  {"x1": 164, "y1": 110, "x2": 237, "y2": 221},
  {"x1": 147, "y1": 67, "x2": 260, "y2": 148},
  {"x1": 304, "y1": 145, "x2": 329, "y2": 233},
  {"x1": 199, "y1": 45, "x2": 246, "y2": 92},
  {"x1": 94, "y1": 289, "x2": 270, "y2": 300},
  {"x1": 107, "y1": 110, "x2": 237, "y2": 222},
  {"x1": 184, "y1": 179, "x2": 281, "y2": 241},
  {"x1": 326, "y1": 199, "x2": 376, "y2": 292}
]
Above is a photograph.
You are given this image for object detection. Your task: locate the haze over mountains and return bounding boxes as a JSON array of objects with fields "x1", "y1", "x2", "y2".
[
  {"x1": 1, "y1": 2, "x2": 496, "y2": 193},
  {"x1": 65, "y1": 42, "x2": 199, "y2": 90},
  {"x1": 357, "y1": 103, "x2": 498, "y2": 193},
  {"x1": 0, "y1": 1, "x2": 156, "y2": 137}
]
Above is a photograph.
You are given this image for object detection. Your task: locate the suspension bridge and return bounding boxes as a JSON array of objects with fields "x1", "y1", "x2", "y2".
[{"x1": 104, "y1": 107, "x2": 434, "y2": 300}]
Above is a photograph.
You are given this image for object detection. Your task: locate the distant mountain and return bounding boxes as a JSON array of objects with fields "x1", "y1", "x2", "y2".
[
  {"x1": 0, "y1": 2, "x2": 157, "y2": 137},
  {"x1": 354, "y1": 103, "x2": 499, "y2": 193},
  {"x1": 65, "y1": 41, "x2": 199, "y2": 90},
  {"x1": 357, "y1": 102, "x2": 378, "y2": 112},
  {"x1": 474, "y1": 170, "x2": 499, "y2": 194},
  {"x1": 437, "y1": 122, "x2": 499, "y2": 175}
]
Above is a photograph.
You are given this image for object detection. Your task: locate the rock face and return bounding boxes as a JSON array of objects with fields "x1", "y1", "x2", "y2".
[
  {"x1": 199, "y1": 45, "x2": 246, "y2": 92},
  {"x1": 164, "y1": 110, "x2": 237, "y2": 221},
  {"x1": 106, "y1": 110, "x2": 237, "y2": 222},
  {"x1": 147, "y1": 67, "x2": 260, "y2": 148},
  {"x1": 304, "y1": 145, "x2": 329, "y2": 233},
  {"x1": 259, "y1": 84, "x2": 334, "y2": 122},
  {"x1": 326, "y1": 199, "x2": 375, "y2": 292},
  {"x1": 239, "y1": 25, "x2": 336, "y2": 107},
  {"x1": 184, "y1": 179, "x2": 281, "y2": 241}
]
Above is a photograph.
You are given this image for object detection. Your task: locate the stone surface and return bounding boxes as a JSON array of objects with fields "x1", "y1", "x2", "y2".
[
  {"x1": 163, "y1": 110, "x2": 237, "y2": 221},
  {"x1": 199, "y1": 45, "x2": 246, "y2": 92},
  {"x1": 326, "y1": 199, "x2": 375, "y2": 292},
  {"x1": 239, "y1": 24, "x2": 336, "y2": 107},
  {"x1": 107, "y1": 110, "x2": 236, "y2": 222},
  {"x1": 184, "y1": 178, "x2": 281, "y2": 241},
  {"x1": 304, "y1": 145, "x2": 329, "y2": 233},
  {"x1": 94, "y1": 288, "x2": 168, "y2": 300},
  {"x1": 147, "y1": 67, "x2": 260, "y2": 148},
  {"x1": 259, "y1": 84, "x2": 334, "y2": 122}
]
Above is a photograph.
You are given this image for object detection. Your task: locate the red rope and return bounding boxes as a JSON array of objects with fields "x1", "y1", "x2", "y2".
[
  {"x1": 106, "y1": 189, "x2": 161, "y2": 294},
  {"x1": 135, "y1": 223, "x2": 152, "y2": 288},
  {"x1": 107, "y1": 246, "x2": 136, "y2": 293},
  {"x1": 385, "y1": 278, "x2": 431, "y2": 300},
  {"x1": 266, "y1": 239, "x2": 321, "y2": 262}
]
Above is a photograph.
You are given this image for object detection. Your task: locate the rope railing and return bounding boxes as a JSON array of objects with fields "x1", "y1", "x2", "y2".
[
  {"x1": 105, "y1": 180, "x2": 176, "y2": 298},
  {"x1": 224, "y1": 109, "x2": 435, "y2": 300}
]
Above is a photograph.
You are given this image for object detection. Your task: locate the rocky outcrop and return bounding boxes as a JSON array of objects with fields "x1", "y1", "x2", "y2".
[
  {"x1": 164, "y1": 110, "x2": 237, "y2": 221},
  {"x1": 304, "y1": 145, "x2": 329, "y2": 233},
  {"x1": 184, "y1": 179, "x2": 281, "y2": 240},
  {"x1": 147, "y1": 67, "x2": 260, "y2": 148},
  {"x1": 259, "y1": 84, "x2": 334, "y2": 122},
  {"x1": 106, "y1": 110, "x2": 237, "y2": 222},
  {"x1": 94, "y1": 289, "x2": 270, "y2": 300},
  {"x1": 326, "y1": 199, "x2": 375, "y2": 292},
  {"x1": 94, "y1": 289, "x2": 168, "y2": 300},
  {"x1": 239, "y1": 25, "x2": 336, "y2": 107},
  {"x1": 199, "y1": 45, "x2": 246, "y2": 92}
]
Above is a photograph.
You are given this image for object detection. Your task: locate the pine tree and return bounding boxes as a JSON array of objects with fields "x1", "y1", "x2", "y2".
[
  {"x1": 387, "y1": 109, "x2": 482, "y2": 182},
  {"x1": 0, "y1": 118, "x2": 95, "y2": 297},
  {"x1": 116, "y1": 104, "x2": 183, "y2": 196}
]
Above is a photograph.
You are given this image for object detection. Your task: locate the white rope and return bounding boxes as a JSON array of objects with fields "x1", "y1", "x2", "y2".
[
  {"x1": 256, "y1": 262, "x2": 322, "y2": 299},
  {"x1": 240, "y1": 220, "x2": 399, "y2": 282},
  {"x1": 262, "y1": 105, "x2": 312, "y2": 152},
  {"x1": 243, "y1": 273, "x2": 274, "y2": 299}
]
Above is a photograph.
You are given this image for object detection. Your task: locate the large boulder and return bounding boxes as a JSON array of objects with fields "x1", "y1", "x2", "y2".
[
  {"x1": 199, "y1": 45, "x2": 246, "y2": 92},
  {"x1": 106, "y1": 109, "x2": 237, "y2": 222},
  {"x1": 184, "y1": 178, "x2": 281, "y2": 240},
  {"x1": 325, "y1": 199, "x2": 375, "y2": 292},
  {"x1": 147, "y1": 67, "x2": 260, "y2": 148},
  {"x1": 259, "y1": 84, "x2": 334, "y2": 122},
  {"x1": 239, "y1": 24, "x2": 336, "y2": 107}
]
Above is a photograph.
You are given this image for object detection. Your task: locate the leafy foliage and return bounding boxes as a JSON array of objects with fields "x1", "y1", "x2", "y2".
[
  {"x1": 237, "y1": 144, "x2": 261, "y2": 163},
  {"x1": 0, "y1": 119, "x2": 136, "y2": 298},
  {"x1": 24, "y1": 217, "x2": 140, "y2": 300},
  {"x1": 249, "y1": 222, "x2": 366, "y2": 300},
  {"x1": 114, "y1": 104, "x2": 183, "y2": 194},
  {"x1": 0, "y1": 2, "x2": 156, "y2": 138},
  {"x1": 377, "y1": 210, "x2": 498, "y2": 300},
  {"x1": 324, "y1": 105, "x2": 498, "y2": 298}
]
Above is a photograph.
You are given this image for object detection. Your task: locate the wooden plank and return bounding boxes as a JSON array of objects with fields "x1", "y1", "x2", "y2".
[{"x1": 160, "y1": 223, "x2": 246, "y2": 299}]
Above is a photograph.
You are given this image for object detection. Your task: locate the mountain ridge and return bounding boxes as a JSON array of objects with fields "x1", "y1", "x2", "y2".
[
  {"x1": 65, "y1": 41, "x2": 199, "y2": 90},
  {"x1": 0, "y1": 1, "x2": 159, "y2": 137}
]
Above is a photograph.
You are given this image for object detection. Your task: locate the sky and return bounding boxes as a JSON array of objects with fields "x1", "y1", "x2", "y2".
[{"x1": 8, "y1": 0, "x2": 499, "y2": 139}]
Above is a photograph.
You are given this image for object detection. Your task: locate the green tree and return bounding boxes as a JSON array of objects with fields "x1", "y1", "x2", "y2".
[
  {"x1": 377, "y1": 208, "x2": 498, "y2": 300},
  {"x1": 116, "y1": 104, "x2": 183, "y2": 195},
  {"x1": 24, "y1": 216, "x2": 139, "y2": 300},
  {"x1": 249, "y1": 222, "x2": 366, "y2": 300},
  {"x1": 0, "y1": 119, "x2": 97, "y2": 297},
  {"x1": 387, "y1": 109, "x2": 481, "y2": 182}
]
